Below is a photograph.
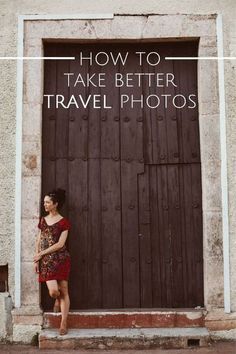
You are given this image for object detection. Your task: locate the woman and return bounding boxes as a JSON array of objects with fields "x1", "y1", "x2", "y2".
[{"x1": 34, "y1": 188, "x2": 71, "y2": 335}]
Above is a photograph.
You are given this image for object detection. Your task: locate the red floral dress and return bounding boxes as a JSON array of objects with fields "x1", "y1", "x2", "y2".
[{"x1": 37, "y1": 217, "x2": 71, "y2": 282}]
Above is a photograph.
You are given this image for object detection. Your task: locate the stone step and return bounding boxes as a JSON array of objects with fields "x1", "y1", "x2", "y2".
[
  {"x1": 44, "y1": 309, "x2": 206, "y2": 329},
  {"x1": 39, "y1": 327, "x2": 210, "y2": 350}
]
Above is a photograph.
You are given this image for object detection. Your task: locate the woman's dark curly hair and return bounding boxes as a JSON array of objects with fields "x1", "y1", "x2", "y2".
[{"x1": 46, "y1": 188, "x2": 66, "y2": 209}]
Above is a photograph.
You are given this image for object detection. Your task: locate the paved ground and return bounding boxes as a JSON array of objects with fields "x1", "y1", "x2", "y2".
[{"x1": 0, "y1": 341, "x2": 236, "y2": 354}]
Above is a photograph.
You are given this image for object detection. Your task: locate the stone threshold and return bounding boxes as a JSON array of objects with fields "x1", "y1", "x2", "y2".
[
  {"x1": 43, "y1": 309, "x2": 206, "y2": 329},
  {"x1": 39, "y1": 327, "x2": 210, "y2": 350}
]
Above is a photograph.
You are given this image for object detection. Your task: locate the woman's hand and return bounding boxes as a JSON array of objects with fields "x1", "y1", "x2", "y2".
[
  {"x1": 34, "y1": 262, "x2": 39, "y2": 273},
  {"x1": 34, "y1": 252, "x2": 42, "y2": 263}
]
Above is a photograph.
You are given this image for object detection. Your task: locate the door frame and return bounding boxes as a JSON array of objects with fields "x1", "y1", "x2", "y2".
[{"x1": 16, "y1": 14, "x2": 226, "y2": 315}]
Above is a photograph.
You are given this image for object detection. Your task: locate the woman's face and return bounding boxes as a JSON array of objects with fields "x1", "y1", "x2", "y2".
[{"x1": 44, "y1": 195, "x2": 58, "y2": 213}]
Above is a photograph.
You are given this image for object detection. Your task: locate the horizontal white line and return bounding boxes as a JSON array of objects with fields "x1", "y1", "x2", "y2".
[
  {"x1": 165, "y1": 56, "x2": 236, "y2": 60},
  {"x1": 0, "y1": 57, "x2": 75, "y2": 60},
  {"x1": 19, "y1": 13, "x2": 114, "y2": 20},
  {"x1": 4, "y1": 56, "x2": 235, "y2": 61}
]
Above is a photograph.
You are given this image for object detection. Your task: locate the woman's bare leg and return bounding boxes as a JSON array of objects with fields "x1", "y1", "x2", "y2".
[
  {"x1": 53, "y1": 297, "x2": 60, "y2": 312},
  {"x1": 58, "y1": 280, "x2": 70, "y2": 334},
  {"x1": 46, "y1": 280, "x2": 60, "y2": 299}
]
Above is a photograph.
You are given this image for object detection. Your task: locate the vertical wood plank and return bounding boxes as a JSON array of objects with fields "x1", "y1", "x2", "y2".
[
  {"x1": 68, "y1": 159, "x2": 88, "y2": 309},
  {"x1": 183, "y1": 164, "x2": 196, "y2": 306},
  {"x1": 42, "y1": 44, "x2": 57, "y2": 196},
  {"x1": 41, "y1": 45, "x2": 58, "y2": 310},
  {"x1": 191, "y1": 163, "x2": 204, "y2": 306},
  {"x1": 156, "y1": 165, "x2": 172, "y2": 306},
  {"x1": 99, "y1": 45, "x2": 123, "y2": 307},
  {"x1": 101, "y1": 159, "x2": 122, "y2": 308},
  {"x1": 167, "y1": 165, "x2": 184, "y2": 307},
  {"x1": 87, "y1": 158, "x2": 102, "y2": 308},
  {"x1": 138, "y1": 166, "x2": 153, "y2": 307},
  {"x1": 119, "y1": 46, "x2": 144, "y2": 307},
  {"x1": 121, "y1": 161, "x2": 140, "y2": 307},
  {"x1": 66, "y1": 45, "x2": 89, "y2": 309}
]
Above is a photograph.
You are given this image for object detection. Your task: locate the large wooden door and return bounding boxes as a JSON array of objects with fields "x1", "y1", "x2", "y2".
[{"x1": 41, "y1": 41, "x2": 203, "y2": 310}]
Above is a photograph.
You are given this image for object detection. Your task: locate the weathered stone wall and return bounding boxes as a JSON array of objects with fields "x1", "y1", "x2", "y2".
[
  {"x1": 0, "y1": 293, "x2": 13, "y2": 341},
  {"x1": 0, "y1": 0, "x2": 236, "y2": 343}
]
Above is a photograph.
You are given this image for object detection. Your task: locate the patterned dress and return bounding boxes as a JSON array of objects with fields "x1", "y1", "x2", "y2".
[{"x1": 37, "y1": 217, "x2": 71, "y2": 282}]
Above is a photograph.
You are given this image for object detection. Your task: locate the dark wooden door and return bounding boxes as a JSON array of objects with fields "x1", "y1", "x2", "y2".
[{"x1": 41, "y1": 41, "x2": 203, "y2": 310}]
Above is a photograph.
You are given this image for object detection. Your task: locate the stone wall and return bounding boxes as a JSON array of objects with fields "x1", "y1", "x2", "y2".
[{"x1": 0, "y1": 293, "x2": 13, "y2": 341}]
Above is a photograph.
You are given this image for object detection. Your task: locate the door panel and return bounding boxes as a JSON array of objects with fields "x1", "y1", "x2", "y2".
[
  {"x1": 41, "y1": 41, "x2": 203, "y2": 310},
  {"x1": 137, "y1": 163, "x2": 203, "y2": 308}
]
